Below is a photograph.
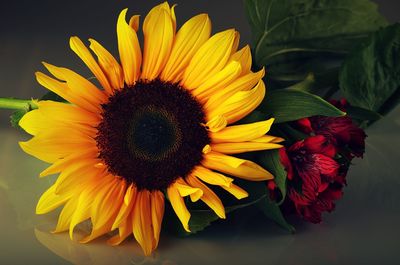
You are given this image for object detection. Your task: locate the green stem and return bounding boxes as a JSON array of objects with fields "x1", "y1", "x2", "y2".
[{"x1": 0, "y1": 98, "x2": 37, "y2": 111}]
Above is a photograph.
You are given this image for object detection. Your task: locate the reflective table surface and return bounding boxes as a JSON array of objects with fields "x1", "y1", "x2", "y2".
[{"x1": 1, "y1": 106, "x2": 399, "y2": 265}]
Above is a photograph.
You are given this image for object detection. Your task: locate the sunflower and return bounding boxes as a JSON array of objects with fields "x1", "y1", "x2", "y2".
[{"x1": 19, "y1": 2, "x2": 283, "y2": 255}]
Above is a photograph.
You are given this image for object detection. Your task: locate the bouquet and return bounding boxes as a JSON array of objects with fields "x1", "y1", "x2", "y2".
[{"x1": 0, "y1": 0, "x2": 398, "y2": 257}]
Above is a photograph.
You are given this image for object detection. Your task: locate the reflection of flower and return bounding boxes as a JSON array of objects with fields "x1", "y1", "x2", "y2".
[
  {"x1": 280, "y1": 136, "x2": 344, "y2": 223},
  {"x1": 19, "y1": 2, "x2": 282, "y2": 255},
  {"x1": 297, "y1": 99, "x2": 367, "y2": 158}
]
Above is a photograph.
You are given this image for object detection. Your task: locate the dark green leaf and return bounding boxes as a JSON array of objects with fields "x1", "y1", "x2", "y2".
[
  {"x1": 10, "y1": 109, "x2": 28, "y2": 129},
  {"x1": 339, "y1": 24, "x2": 400, "y2": 113},
  {"x1": 259, "y1": 89, "x2": 345, "y2": 123},
  {"x1": 40, "y1": 91, "x2": 68, "y2": 102},
  {"x1": 187, "y1": 200, "x2": 264, "y2": 235},
  {"x1": 346, "y1": 105, "x2": 383, "y2": 121},
  {"x1": 245, "y1": 0, "x2": 387, "y2": 67},
  {"x1": 257, "y1": 150, "x2": 287, "y2": 204},
  {"x1": 257, "y1": 196, "x2": 295, "y2": 233}
]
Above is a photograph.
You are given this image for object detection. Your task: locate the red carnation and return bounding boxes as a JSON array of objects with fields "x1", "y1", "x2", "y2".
[
  {"x1": 296, "y1": 100, "x2": 367, "y2": 158},
  {"x1": 281, "y1": 135, "x2": 345, "y2": 223}
]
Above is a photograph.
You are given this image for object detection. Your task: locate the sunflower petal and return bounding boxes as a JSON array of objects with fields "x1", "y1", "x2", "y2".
[
  {"x1": 205, "y1": 115, "x2": 228, "y2": 133},
  {"x1": 161, "y1": 13, "x2": 211, "y2": 82},
  {"x1": 42, "y1": 62, "x2": 106, "y2": 110},
  {"x1": 186, "y1": 176, "x2": 226, "y2": 219},
  {"x1": 207, "y1": 79, "x2": 266, "y2": 124},
  {"x1": 181, "y1": 29, "x2": 237, "y2": 89},
  {"x1": 167, "y1": 183, "x2": 191, "y2": 232},
  {"x1": 108, "y1": 216, "x2": 133, "y2": 246},
  {"x1": 80, "y1": 179, "x2": 126, "y2": 243},
  {"x1": 141, "y1": 3, "x2": 175, "y2": 80},
  {"x1": 117, "y1": 9, "x2": 142, "y2": 86},
  {"x1": 210, "y1": 118, "x2": 274, "y2": 143},
  {"x1": 192, "y1": 61, "x2": 242, "y2": 101},
  {"x1": 89, "y1": 38, "x2": 124, "y2": 91},
  {"x1": 205, "y1": 68, "x2": 265, "y2": 112},
  {"x1": 129, "y1": 15, "x2": 140, "y2": 31},
  {"x1": 202, "y1": 151, "x2": 274, "y2": 181},
  {"x1": 69, "y1": 36, "x2": 112, "y2": 93},
  {"x1": 151, "y1": 191, "x2": 164, "y2": 250},
  {"x1": 220, "y1": 183, "x2": 249, "y2": 199},
  {"x1": 211, "y1": 142, "x2": 283, "y2": 154},
  {"x1": 192, "y1": 166, "x2": 233, "y2": 187},
  {"x1": 53, "y1": 198, "x2": 78, "y2": 233},
  {"x1": 36, "y1": 184, "x2": 72, "y2": 215},
  {"x1": 132, "y1": 190, "x2": 154, "y2": 256},
  {"x1": 228, "y1": 45, "x2": 252, "y2": 75},
  {"x1": 112, "y1": 184, "x2": 137, "y2": 230},
  {"x1": 174, "y1": 178, "x2": 203, "y2": 202}
]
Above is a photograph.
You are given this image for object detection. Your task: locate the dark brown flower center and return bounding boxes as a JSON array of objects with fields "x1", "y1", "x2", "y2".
[{"x1": 96, "y1": 79, "x2": 210, "y2": 191}]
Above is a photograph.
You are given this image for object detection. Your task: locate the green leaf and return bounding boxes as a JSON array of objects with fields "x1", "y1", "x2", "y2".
[
  {"x1": 10, "y1": 109, "x2": 28, "y2": 129},
  {"x1": 346, "y1": 105, "x2": 383, "y2": 121},
  {"x1": 257, "y1": 196, "x2": 295, "y2": 233},
  {"x1": 259, "y1": 89, "x2": 345, "y2": 123},
  {"x1": 40, "y1": 91, "x2": 68, "y2": 102},
  {"x1": 187, "y1": 200, "x2": 262, "y2": 235},
  {"x1": 245, "y1": 0, "x2": 388, "y2": 67},
  {"x1": 257, "y1": 150, "x2": 287, "y2": 204},
  {"x1": 339, "y1": 24, "x2": 400, "y2": 113}
]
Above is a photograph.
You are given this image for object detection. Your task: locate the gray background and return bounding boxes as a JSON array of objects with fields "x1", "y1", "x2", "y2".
[{"x1": 0, "y1": 1, "x2": 399, "y2": 265}]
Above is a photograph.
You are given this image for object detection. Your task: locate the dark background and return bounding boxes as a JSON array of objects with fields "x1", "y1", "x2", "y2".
[{"x1": 0, "y1": 0, "x2": 399, "y2": 127}]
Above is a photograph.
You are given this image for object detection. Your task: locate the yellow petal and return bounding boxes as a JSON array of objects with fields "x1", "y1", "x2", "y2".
[
  {"x1": 220, "y1": 183, "x2": 249, "y2": 200},
  {"x1": 53, "y1": 197, "x2": 78, "y2": 233},
  {"x1": 35, "y1": 71, "x2": 100, "y2": 113},
  {"x1": 205, "y1": 115, "x2": 227, "y2": 133},
  {"x1": 228, "y1": 45, "x2": 252, "y2": 75},
  {"x1": 211, "y1": 142, "x2": 283, "y2": 154},
  {"x1": 174, "y1": 178, "x2": 203, "y2": 202},
  {"x1": 89, "y1": 38, "x2": 124, "y2": 90},
  {"x1": 151, "y1": 191, "x2": 165, "y2": 250},
  {"x1": 186, "y1": 176, "x2": 226, "y2": 219},
  {"x1": 53, "y1": 160, "x2": 102, "y2": 195},
  {"x1": 181, "y1": 29, "x2": 237, "y2": 89},
  {"x1": 202, "y1": 151, "x2": 274, "y2": 181},
  {"x1": 132, "y1": 190, "x2": 154, "y2": 256},
  {"x1": 192, "y1": 166, "x2": 233, "y2": 187},
  {"x1": 192, "y1": 61, "x2": 242, "y2": 101},
  {"x1": 108, "y1": 216, "x2": 133, "y2": 246},
  {"x1": 129, "y1": 15, "x2": 140, "y2": 31},
  {"x1": 42, "y1": 62, "x2": 106, "y2": 111},
  {"x1": 91, "y1": 179, "x2": 125, "y2": 230},
  {"x1": 69, "y1": 36, "x2": 112, "y2": 93},
  {"x1": 141, "y1": 4, "x2": 175, "y2": 80},
  {"x1": 167, "y1": 183, "x2": 191, "y2": 232},
  {"x1": 112, "y1": 184, "x2": 137, "y2": 230},
  {"x1": 207, "y1": 79, "x2": 266, "y2": 124},
  {"x1": 19, "y1": 109, "x2": 56, "y2": 136},
  {"x1": 161, "y1": 13, "x2": 211, "y2": 82},
  {"x1": 210, "y1": 118, "x2": 274, "y2": 143},
  {"x1": 117, "y1": 9, "x2": 142, "y2": 86},
  {"x1": 36, "y1": 184, "x2": 72, "y2": 215},
  {"x1": 231, "y1": 31, "x2": 240, "y2": 55},
  {"x1": 80, "y1": 178, "x2": 126, "y2": 243},
  {"x1": 252, "y1": 135, "x2": 285, "y2": 143},
  {"x1": 40, "y1": 148, "x2": 98, "y2": 178},
  {"x1": 19, "y1": 128, "x2": 96, "y2": 163},
  {"x1": 205, "y1": 68, "x2": 265, "y2": 113},
  {"x1": 38, "y1": 101, "x2": 100, "y2": 125}
]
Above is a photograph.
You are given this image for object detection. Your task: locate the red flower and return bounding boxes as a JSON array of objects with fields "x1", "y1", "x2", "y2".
[
  {"x1": 296, "y1": 100, "x2": 366, "y2": 158},
  {"x1": 281, "y1": 135, "x2": 344, "y2": 223}
]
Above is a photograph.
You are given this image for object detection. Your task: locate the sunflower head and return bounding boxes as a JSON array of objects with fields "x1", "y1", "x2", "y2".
[{"x1": 19, "y1": 2, "x2": 283, "y2": 256}]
